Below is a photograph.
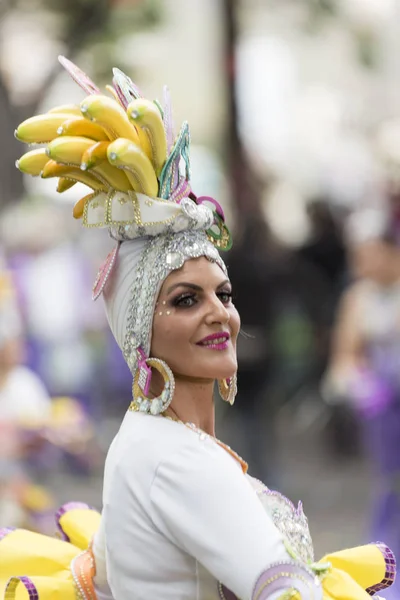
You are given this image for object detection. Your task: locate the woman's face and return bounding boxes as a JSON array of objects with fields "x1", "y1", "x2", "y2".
[{"x1": 151, "y1": 257, "x2": 240, "y2": 382}]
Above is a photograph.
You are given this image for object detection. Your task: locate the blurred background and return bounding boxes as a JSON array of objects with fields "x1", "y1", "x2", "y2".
[{"x1": 2, "y1": 0, "x2": 400, "y2": 562}]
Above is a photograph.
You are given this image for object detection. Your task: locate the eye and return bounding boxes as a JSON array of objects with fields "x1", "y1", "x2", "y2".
[
  {"x1": 217, "y1": 291, "x2": 233, "y2": 304},
  {"x1": 173, "y1": 293, "x2": 197, "y2": 308}
]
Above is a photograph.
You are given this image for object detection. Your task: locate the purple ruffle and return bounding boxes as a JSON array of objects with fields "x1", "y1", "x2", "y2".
[
  {"x1": 366, "y1": 542, "x2": 396, "y2": 595},
  {"x1": 4, "y1": 576, "x2": 39, "y2": 600}
]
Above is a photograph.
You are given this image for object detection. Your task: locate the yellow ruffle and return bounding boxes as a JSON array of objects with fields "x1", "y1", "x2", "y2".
[
  {"x1": 283, "y1": 543, "x2": 393, "y2": 599},
  {"x1": 320, "y1": 544, "x2": 388, "y2": 598},
  {"x1": 0, "y1": 506, "x2": 100, "y2": 600},
  {"x1": 0, "y1": 507, "x2": 395, "y2": 599}
]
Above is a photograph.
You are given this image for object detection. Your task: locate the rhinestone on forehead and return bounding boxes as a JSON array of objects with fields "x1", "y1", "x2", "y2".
[{"x1": 122, "y1": 229, "x2": 227, "y2": 373}]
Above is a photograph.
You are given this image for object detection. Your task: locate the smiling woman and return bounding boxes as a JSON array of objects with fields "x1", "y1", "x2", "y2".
[
  {"x1": 0, "y1": 58, "x2": 397, "y2": 600},
  {"x1": 152, "y1": 258, "x2": 240, "y2": 386}
]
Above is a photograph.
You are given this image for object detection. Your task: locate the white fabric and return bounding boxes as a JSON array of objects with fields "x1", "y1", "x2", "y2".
[
  {"x1": 93, "y1": 412, "x2": 292, "y2": 600},
  {"x1": 102, "y1": 238, "x2": 148, "y2": 351},
  {"x1": 0, "y1": 366, "x2": 51, "y2": 423}
]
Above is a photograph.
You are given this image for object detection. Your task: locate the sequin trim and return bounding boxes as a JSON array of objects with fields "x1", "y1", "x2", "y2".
[
  {"x1": 70, "y1": 548, "x2": 97, "y2": 600},
  {"x1": 365, "y1": 542, "x2": 396, "y2": 595},
  {"x1": 259, "y1": 488, "x2": 314, "y2": 564},
  {"x1": 252, "y1": 561, "x2": 323, "y2": 600},
  {"x1": 4, "y1": 576, "x2": 39, "y2": 600},
  {"x1": 55, "y1": 501, "x2": 92, "y2": 542}
]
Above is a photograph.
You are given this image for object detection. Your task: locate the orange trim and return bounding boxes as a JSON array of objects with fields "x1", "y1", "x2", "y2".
[{"x1": 71, "y1": 548, "x2": 97, "y2": 600}]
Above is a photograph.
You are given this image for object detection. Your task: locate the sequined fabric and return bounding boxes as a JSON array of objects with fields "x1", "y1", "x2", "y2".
[
  {"x1": 121, "y1": 228, "x2": 226, "y2": 373},
  {"x1": 249, "y1": 477, "x2": 314, "y2": 564}
]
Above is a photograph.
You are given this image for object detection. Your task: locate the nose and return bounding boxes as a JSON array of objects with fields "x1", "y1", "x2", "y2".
[{"x1": 205, "y1": 294, "x2": 230, "y2": 326}]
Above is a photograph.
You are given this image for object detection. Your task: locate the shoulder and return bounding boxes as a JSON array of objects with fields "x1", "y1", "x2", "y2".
[
  {"x1": 105, "y1": 413, "x2": 235, "y2": 491},
  {"x1": 111, "y1": 413, "x2": 243, "y2": 485}
]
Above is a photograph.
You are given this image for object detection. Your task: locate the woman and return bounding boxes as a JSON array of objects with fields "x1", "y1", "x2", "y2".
[
  {"x1": 0, "y1": 58, "x2": 396, "y2": 599},
  {"x1": 326, "y1": 208, "x2": 400, "y2": 600}
]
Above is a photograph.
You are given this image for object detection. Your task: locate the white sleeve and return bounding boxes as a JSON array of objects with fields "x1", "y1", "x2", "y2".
[
  {"x1": 92, "y1": 517, "x2": 115, "y2": 600},
  {"x1": 149, "y1": 436, "x2": 294, "y2": 600}
]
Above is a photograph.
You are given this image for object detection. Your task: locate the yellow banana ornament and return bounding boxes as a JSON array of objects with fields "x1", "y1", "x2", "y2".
[
  {"x1": 80, "y1": 141, "x2": 110, "y2": 170},
  {"x1": 127, "y1": 98, "x2": 167, "y2": 176},
  {"x1": 80, "y1": 94, "x2": 141, "y2": 144},
  {"x1": 15, "y1": 113, "x2": 74, "y2": 144},
  {"x1": 46, "y1": 137, "x2": 132, "y2": 192},
  {"x1": 41, "y1": 160, "x2": 108, "y2": 192},
  {"x1": 16, "y1": 148, "x2": 50, "y2": 176},
  {"x1": 48, "y1": 104, "x2": 81, "y2": 116},
  {"x1": 57, "y1": 178, "x2": 77, "y2": 193},
  {"x1": 107, "y1": 138, "x2": 159, "y2": 197},
  {"x1": 57, "y1": 117, "x2": 109, "y2": 141},
  {"x1": 73, "y1": 192, "x2": 94, "y2": 219}
]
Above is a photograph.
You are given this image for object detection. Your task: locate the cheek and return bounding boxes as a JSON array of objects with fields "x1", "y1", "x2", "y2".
[
  {"x1": 230, "y1": 306, "x2": 241, "y2": 341},
  {"x1": 151, "y1": 313, "x2": 191, "y2": 356}
]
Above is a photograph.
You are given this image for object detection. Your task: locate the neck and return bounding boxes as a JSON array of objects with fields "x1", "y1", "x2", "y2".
[{"x1": 164, "y1": 376, "x2": 216, "y2": 436}]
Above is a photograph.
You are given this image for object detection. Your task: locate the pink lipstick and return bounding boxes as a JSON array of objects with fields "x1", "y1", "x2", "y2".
[{"x1": 196, "y1": 332, "x2": 230, "y2": 351}]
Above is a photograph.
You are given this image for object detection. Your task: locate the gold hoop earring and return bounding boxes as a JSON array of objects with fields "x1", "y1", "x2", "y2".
[
  {"x1": 218, "y1": 373, "x2": 237, "y2": 406},
  {"x1": 130, "y1": 357, "x2": 175, "y2": 415}
]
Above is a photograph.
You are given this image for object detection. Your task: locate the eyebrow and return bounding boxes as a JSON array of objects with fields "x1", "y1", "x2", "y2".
[{"x1": 166, "y1": 279, "x2": 231, "y2": 295}]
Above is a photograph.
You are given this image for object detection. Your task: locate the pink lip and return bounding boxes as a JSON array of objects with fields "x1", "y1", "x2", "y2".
[{"x1": 196, "y1": 331, "x2": 230, "y2": 350}]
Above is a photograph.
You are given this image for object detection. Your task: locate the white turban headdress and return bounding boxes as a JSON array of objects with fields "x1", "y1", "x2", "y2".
[{"x1": 16, "y1": 57, "x2": 232, "y2": 376}]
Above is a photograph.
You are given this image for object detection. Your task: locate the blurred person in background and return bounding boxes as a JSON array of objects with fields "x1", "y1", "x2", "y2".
[
  {"x1": 225, "y1": 216, "x2": 280, "y2": 484},
  {"x1": 325, "y1": 208, "x2": 400, "y2": 600},
  {"x1": 0, "y1": 58, "x2": 396, "y2": 600},
  {"x1": 0, "y1": 266, "x2": 54, "y2": 530}
]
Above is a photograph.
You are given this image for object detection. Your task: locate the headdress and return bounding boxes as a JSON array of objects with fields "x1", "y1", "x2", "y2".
[{"x1": 15, "y1": 56, "x2": 236, "y2": 409}]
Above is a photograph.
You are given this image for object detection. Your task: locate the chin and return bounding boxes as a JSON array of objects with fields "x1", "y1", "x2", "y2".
[{"x1": 204, "y1": 358, "x2": 237, "y2": 381}]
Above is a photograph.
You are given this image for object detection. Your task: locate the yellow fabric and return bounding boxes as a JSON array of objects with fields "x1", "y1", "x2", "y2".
[
  {"x1": 0, "y1": 530, "x2": 78, "y2": 599},
  {"x1": 0, "y1": 529, "x2": 78, "y2": 578},
  {"x1": 286, "y1": 544, "x2": 388, "y2": 599},
  {"x1": 321, "y1": 544, "x2": 385, "y2": 592},
  {"x1": 59, "y1": 509, "x2": 101, "y2": 550},
  {"x1": 0, "y1": 513, "x2": 393, "y2": 599}
]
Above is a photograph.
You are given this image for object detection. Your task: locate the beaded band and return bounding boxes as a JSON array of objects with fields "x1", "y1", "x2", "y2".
[
  {"x1": 365, "y1": 542, "x2": 396, "y2": 595},
  {"x1": 252, "y1": 561, "x2": 323, "y2": 600},
  {"x1": 70, "y1": 548, "x2": 97, "y2": 600},
  {"x1": 4, "y1": 576, "x2": 39, "y2": 600},
  {"x1": 55, "y1": 501, "x2": 93, "y2": 542}
]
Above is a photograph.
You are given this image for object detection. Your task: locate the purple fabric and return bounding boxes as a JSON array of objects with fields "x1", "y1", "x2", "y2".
[
  {"x1": 360, "y1": 396, "x2": 400, "y2": 600},
  {"x1": 366, "y1": 542, "x2": 396, "y2": 596},
  {"x1": 350, "y1": 368, "x2": 394, "y2": 419},
  {"x1": 5, "y1": 576, "x2": 39, "y2": 600},
  {"x1": 218, "y1": 584, "x2": 238, "y2": 599}
]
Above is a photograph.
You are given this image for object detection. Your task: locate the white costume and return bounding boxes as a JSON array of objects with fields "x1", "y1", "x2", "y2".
[{"x1": 93, "y1": 412, "x2": 314, "y2": 600}]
